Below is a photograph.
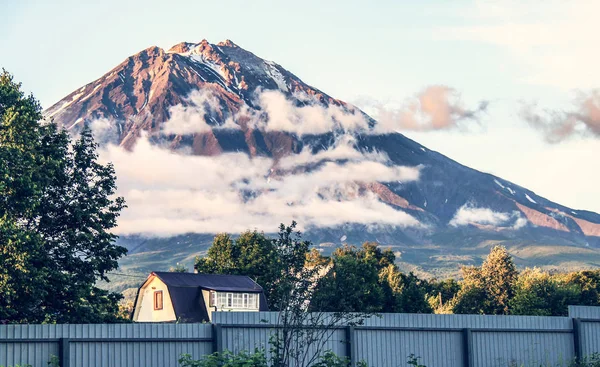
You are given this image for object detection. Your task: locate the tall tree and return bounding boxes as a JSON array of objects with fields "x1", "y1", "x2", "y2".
[
  {"x1": 0, "y1": 70, "x2": 126, "y2": 323},
  {"x1": 311, "y1": 242, "x2": 431, "y2": 313},
  {"x1": 453, "y1": 246, "x2": 518, "y2": 315},
  {"x1": 311, "y1": 244, "x2": 387, "y2": 312}
]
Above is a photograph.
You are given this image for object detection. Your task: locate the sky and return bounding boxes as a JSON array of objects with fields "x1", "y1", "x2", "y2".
[{"x1": 1, "y1": 0, "x2": 599, "y2": 214}]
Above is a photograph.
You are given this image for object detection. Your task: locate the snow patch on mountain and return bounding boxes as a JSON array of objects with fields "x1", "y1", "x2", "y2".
[{"x1": 525, "y1": 194, "x2": 537, "y2": 204}]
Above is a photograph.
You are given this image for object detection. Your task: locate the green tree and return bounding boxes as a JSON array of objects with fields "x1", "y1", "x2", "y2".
[
  {"x1": 425, "y1": 278, "x2": 460, "y2": 314},
  {"x1": 311, "y1": 242, "x2": 431, "y2": 313},
  {"x1": 380, "y1": 265, "x2": 432, "y2": 313},
  {"x1": 509, "y1": 268, "x2": 582, "y2": 316},
  {"x1": 311, "y1": 244, "x2": 387, "y2": 312},
  {"x1": 195, "y1": 230, "x2": 280, "y2": 306},
  {"x1": 560, "y1": 270, "x2": 600, "y2": 306},
  {"x1": 453, "y1": 246, "x2": 518, "y2": 315},
  {"x1": 0, "y1": 70, "x2": 126, "y2": 323}
]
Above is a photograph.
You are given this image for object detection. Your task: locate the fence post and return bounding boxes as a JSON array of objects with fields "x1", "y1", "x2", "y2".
[
  {"x1": 59, "y1": 338, "x2": 70, "y2": 367},
  {"x1": 573, "y1": 318, "x2": 582, "y2": 363},
  {"x1": 462, "y1": 328, "x2": 473, "y2": 367},
  {"x1": 213, "y1": 324, "x2": 223, "y2": 354},
  {"x1": 345, "y1": 326, "x2": 355, "y2": 367}
]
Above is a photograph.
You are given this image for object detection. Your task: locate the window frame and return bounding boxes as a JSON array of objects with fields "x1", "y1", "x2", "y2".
[
  {"x1": 154, "y1": 290, "x2": 164, "y2": 310},
  {"x1": 212, "y1": 291, "x2": 260, "y2": 310}
]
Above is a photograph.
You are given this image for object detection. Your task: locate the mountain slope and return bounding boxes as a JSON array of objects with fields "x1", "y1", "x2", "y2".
[{"x1": 46, "y1": 39, "x2": 600, "y2": 279}]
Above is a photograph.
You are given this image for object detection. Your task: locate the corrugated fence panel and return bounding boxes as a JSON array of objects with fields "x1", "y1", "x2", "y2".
[
  {"x1": 0, "y1": 324, "x2": 60, "y2": 367},
  {"x1": 581, "y1": 320, "x2": 600, "y2": 357},
  {"x1": 355, "y1": 329, "x2": 463, "y2": 367},
  {"x1": 569, "y1": 305, "x2": 600, "y2": 319},
  {"x1": 0, "y1": 323, "x2": 213, "y2": 367},
  {"x1": 472, "y1": 331, "x2": 574, "y2": 367},
  {"x1": 217, "y1": 312, "x2": 347, "y2": 366}
]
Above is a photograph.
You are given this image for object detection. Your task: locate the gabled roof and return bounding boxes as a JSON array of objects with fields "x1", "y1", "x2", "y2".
[
  {"x1": 152, "y1": 272, "x2": 264, "y2": 292},
  {"x1": 133, "y1": 271, "x2": 269, "y2": 323}
]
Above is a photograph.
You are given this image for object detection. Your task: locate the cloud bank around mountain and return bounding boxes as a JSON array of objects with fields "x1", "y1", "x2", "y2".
[{"x1": 98, "y1": 134, "x2": 423, "y2": 236}]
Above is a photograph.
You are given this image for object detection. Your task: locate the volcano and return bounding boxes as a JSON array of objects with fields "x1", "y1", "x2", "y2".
[{"x1": 46, "y1": 39, "x2": 600, "y2": 279}]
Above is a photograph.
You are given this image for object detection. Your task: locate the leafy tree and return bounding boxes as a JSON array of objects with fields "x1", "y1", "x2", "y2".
[
  {"x1": 480, "y1": 245, "x2": 518, "y2": 314},
  {"x1": 559, "y1": 270, "x2": 600, "y2": 306},
  {"x1": 379, "y1": 265, "x2": 432, "y2": 313},
  {"x1": 425, "y1": 278, "x2": 460, "y2": 314},
  {"x1": 510, "y1": 268, "x2": 581, "y2": 316},
  {"x1": 195, "y1": 230, "x2": 281, "y2": 306},
  {"x1": 453, "y1": 246, "x2": 517, "y2": 315},
  {"x1": 311, "y1": 242, "x2": 431, "y2": 313},
  {"x1": 0, "y1": 70, "x2": 126, "y2": 323},
  {"x1": 311, "y1": 244, "x2": 387, "y2": 312}
]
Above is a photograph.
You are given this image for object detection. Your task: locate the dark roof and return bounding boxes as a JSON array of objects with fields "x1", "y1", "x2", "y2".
[
  {"x1": 167, "y1": 286, "x2": 209, "y2": 323},
  {"x1": 152, "y1": 272, "x2": 264, "y2": 292}
]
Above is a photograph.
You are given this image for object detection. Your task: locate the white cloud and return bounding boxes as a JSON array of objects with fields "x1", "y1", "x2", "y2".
[
  {"x1": 248, "y1": 89, "x2": 369, "y2": 136},
  {"x1": 356, "y1": 86, "x2": 487, "y2": 133},
  {"x1": 162, "y1": 89, "x2": 232, "y2": 135},
  {"x1": 449, "y1": 203, "x2": 527, "y2": 230},
  {"x1": 100, "y1": 135, "x2": 423, "y2": 236},
  {"x1": 520, "y1": 90, "x2": 600, "y2": 143}
]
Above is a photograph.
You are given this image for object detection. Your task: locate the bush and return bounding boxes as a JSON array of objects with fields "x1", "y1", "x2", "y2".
[
  {"x1": 179, "y1": 350, "x2": 268, "y2": 367},
  {"x1": 179, "y1": 350, "x2": 368, "y2": 367},
  {"x1": 576, "y1": 353, "x2": 600, "y2": 367}
]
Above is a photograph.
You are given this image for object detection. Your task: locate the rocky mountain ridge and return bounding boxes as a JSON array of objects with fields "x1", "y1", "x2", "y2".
[{"x1": 45, "y1": 39, "x2": 600, "y2": 277}]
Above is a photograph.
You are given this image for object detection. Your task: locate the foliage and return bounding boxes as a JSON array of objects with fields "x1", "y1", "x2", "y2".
[
  {"x1": 407, "y1": 354, "x2": 426, "y2": 367},
  {"x1": 169, "y1": 263, "x2": 188, "y2": 273},
  {"x1": 311, "y1": 351, "x2": 350, "y2": 367},
  {"x1": 311, "y1": 244, "x2": 389, "y2": 312},
  {"x1": 48, "y1": 354, "x2": 60, "y2": 367},
  {"x1": 311, "y1": 243, "x2": 431, "y2": 313},
  {"x1": 195, "y1": 230, "x2": 281, "y2": 307},
  {"x1": 117, "y1": 299, "x2": 135, "y2": 320},
  {"x1": 510, "y1": 268, "x2": 581, "y2": 316},
  {"x1": 178, "y1": 350, "x2": 369, "y2": 367},
  {"x1": 577, "y1": 353, "x2": 600, "y2": 367},
  {"x1": 0, "y1": 70, "x2": 127, "y2": 323},
  {"x1": 425, "y1": 278, "x2": 460, "y2": 314},
  {"x1": 178, "y1": 350, "x2": 268, "y2": 367},
  {"x1": 452, "y1": 246, "x2": 518, "y2": 315}
]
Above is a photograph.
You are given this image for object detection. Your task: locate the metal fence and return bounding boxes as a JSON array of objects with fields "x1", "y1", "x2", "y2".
[
  {"x1": 0, "y1": 323, "x2": 213, "y2": 367},
  {"x1": 1, "y1": 308, "x2": 599, "y2": 367}
]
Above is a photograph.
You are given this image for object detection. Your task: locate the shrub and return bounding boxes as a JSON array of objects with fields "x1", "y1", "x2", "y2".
[
  {"x1": 178, "y1": 350, "x2": 368, "y2": 367},
  {"x1": 179, "y1": 350, "x2": 268, "y2": 367}
]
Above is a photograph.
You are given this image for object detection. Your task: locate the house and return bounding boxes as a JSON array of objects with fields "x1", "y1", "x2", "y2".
[{"x1": 132, "y1": 272, "x2": 268, "y2": 323}]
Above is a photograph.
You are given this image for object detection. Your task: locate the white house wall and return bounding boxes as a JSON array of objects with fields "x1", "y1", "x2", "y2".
[
  {"x1": 135, "y1": 277, "x2": 177, "y2": 322},
  {"x1": 202, "y1": 290, "x2": 215, "y2": 322}
]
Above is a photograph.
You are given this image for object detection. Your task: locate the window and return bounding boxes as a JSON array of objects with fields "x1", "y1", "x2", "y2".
[
  {"x1": 154, "y1": 290, "x2": 163, "y2": 310},
  {"x1": 212, "y1": 292, "x2": 259, "y2": 309}
]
